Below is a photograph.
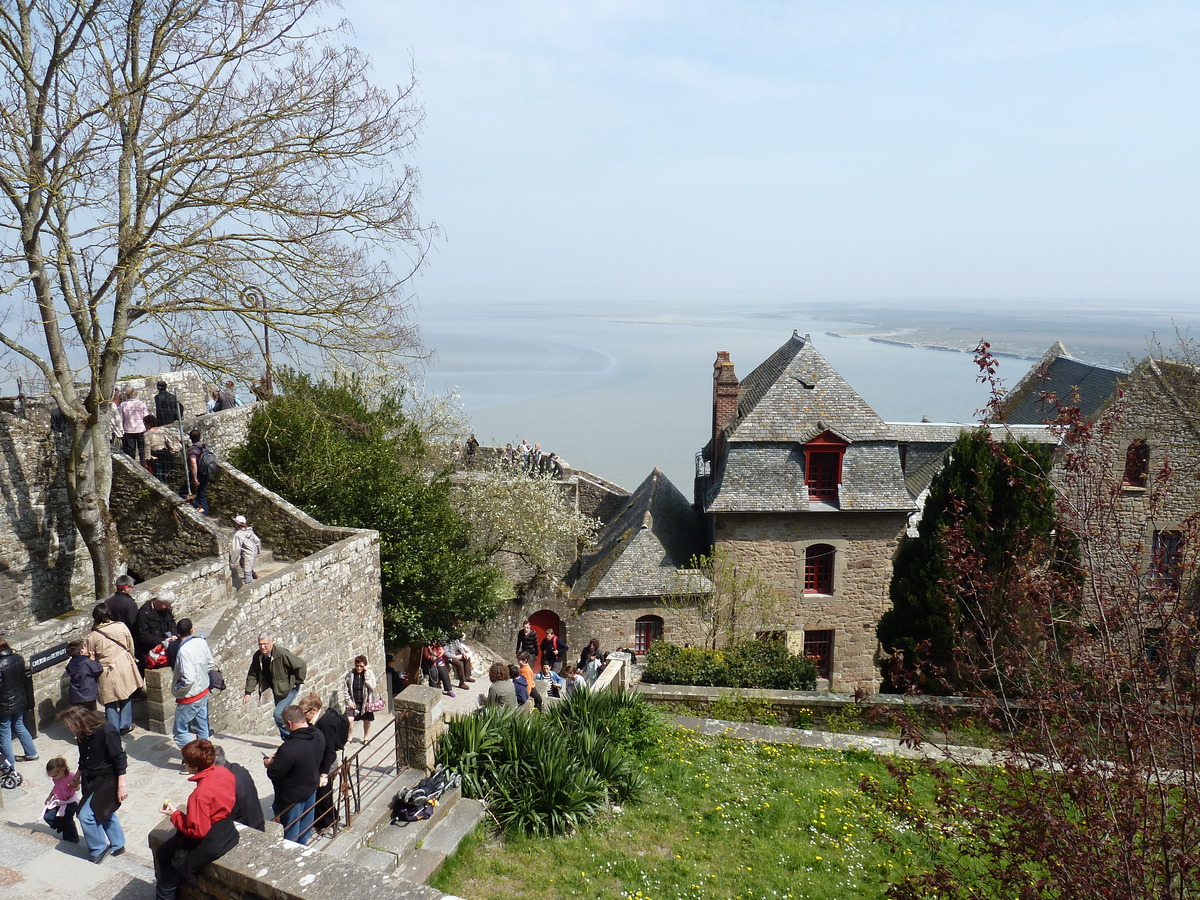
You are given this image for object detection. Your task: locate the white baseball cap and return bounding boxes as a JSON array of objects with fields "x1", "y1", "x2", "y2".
[{"x1": 233, "y1": 515, "x2": 247, "y2": 525}]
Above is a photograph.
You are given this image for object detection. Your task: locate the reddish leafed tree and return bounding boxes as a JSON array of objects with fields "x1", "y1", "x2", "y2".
[{"x1": 868, "y1": 341, "x2": 1200, "y2": 899}]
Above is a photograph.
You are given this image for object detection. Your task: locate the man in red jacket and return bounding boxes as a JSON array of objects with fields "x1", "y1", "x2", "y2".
[{"x1": 155, "y1": 739, "x2": 238, "y2": 899}]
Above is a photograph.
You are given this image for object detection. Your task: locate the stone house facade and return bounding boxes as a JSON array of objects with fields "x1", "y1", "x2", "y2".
[
  {"x1": 693, "y1": 332, "x2": 915, "y2": 691},
  {"x1": 1002, "y1": 342, "x2": 1200, "y2": 657}
]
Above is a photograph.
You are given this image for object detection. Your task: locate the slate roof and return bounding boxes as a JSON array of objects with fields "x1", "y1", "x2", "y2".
[
  {"x1": 887, "y1": 423, "x2": 1060, "y2": 498},
  {"x1": 705, "y1": 332, "x2": 912, "y2": 514},
  {"x1": 571, "y1": 468, "x2": 711, "y2": 599},
  {"x1": 1001, "y1": 342, "x2": 1127, "y2": 425},
  {"x1": 730, "y1": 331, "x2": 895, "y2": 443}
]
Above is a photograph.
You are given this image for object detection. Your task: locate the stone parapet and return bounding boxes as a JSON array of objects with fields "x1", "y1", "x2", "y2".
[
  {"x1": 142, "y1": 666, "x2": 175, "y2": 735},
  {"x1": 394, "y1": 685, "x2": 446, "y2": 771},
  {"x1": 148, "y1": 819, "x2": 459, "y2": 900}
]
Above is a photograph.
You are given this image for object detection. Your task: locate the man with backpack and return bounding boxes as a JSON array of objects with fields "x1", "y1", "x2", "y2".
[{"x1": 187, "y1": 430, "x2": 216, "y2": 515}]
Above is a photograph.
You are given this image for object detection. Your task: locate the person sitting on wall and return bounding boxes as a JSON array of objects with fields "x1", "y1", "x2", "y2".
[
  {"x1": 212, "y1": 745, "x2": 265, "y2": 832},
  {"x1": 155, "y1": 739, "x2": 238, "y2": 899},
  {"x1": 533, "y1": 662, "x2": 563, "y2": 701},
  {"x1": 134, "y1": 589, "x2": 179, "y2": 666},
  {"x1": 482, "y1": 662, "x2": 519, "y2": 709}
]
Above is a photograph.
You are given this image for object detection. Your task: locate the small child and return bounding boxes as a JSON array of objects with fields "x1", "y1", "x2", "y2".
[
  {"x1": 42, "y1": 757, "x2": 81, "y2": 843},
  {"x1": 65, "y1": 640, "x2": 102, "y2": 710}
]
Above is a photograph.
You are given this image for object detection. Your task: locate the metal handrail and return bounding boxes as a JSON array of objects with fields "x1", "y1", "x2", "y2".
[{"x1": 274, "y1": 709, "x2": 412, "y2": 846}]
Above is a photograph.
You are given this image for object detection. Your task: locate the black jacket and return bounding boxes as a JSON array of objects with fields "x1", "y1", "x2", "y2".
[
  {"x1": 66, "y1": 655, "x2": 103, "y2": 704},
  {"x1": 540, "y1": 634, "x2": 568, "y2": 666},
  {"x1": 225, "y1": 761, "x2": 266, "y2": 831},
  {"x1": 134, "y1": 600, "x2": 178, "y2": 657},
  {"x1": 314, "y1": 710, "x2": 348, "y2": 775},
  {"x1": 0, "y1": 648, "x2": 28, "y2": 715},
  {"x1": 155, "y1": 389, "x2": 184, "y2": 425},
  {"x1": 266, "y1": 725, "x2": 325, "y2": 806},
  {"x1": 78, "y1": 722, "x2": 127, "y2": 820},
  {"x1": 105, "y1": 591, "x2": 139, "y2": 633},
  {"x1": 516, "y1": 628, "x2": 539, "y2": 658}
]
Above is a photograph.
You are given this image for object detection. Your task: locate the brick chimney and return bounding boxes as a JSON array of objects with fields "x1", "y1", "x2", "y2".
[{"x1": 712, "y1": 351, "x2": 739, "y2": 472}]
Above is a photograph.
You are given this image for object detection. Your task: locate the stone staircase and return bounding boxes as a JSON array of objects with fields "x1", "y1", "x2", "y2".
[
  {"x1": 323, "y1": 767, "x2": 488, "y2": 884},
  {"x1": 211, "y1": 522, "x2": 286, "y2": 584}
]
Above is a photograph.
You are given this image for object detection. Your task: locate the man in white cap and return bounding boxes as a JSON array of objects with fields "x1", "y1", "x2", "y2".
[{"x1": 229, "y1": 515, "x2": 261, "y2": 586}]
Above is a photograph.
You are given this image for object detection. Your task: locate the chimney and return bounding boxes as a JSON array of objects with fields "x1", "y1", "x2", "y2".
[{"x1": 712, "y1": 351, "x2": 739, "y2": 472}]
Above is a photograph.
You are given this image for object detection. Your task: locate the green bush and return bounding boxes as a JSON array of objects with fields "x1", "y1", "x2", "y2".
[
  {"x1": 438, "y1": 689, "x2": 659, "y2": 837},
  {"x1": 643, "y1": 640, "x2": 817, "y2": 691}
]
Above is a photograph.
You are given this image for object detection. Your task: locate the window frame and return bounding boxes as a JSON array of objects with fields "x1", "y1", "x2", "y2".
[
  {"x1": 804, "y1": 543, "x2": 835, "y2": 595},
  {"x1": 803, "y1": 629, "x2": 834, "y2": 681},
  {"x1": 1123, "y1": 440, "x2": 1150, "y2": 488},
  {"x1": 803, "y1": 432, "x2": 848, "y2": 503}
]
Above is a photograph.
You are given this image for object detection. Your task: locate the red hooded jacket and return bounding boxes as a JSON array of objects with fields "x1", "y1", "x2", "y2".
[{"x1": 171, "y1": 764, "x2": 237, "y2": 839}]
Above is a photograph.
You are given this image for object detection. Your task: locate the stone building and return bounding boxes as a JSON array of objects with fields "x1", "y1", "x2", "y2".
[
  {"x1": 693, "y1": 331, "x2": 916, "y2": 691},
  {"x1": 1001, "y1": 341, "x2": 1200, "y2": 658}
]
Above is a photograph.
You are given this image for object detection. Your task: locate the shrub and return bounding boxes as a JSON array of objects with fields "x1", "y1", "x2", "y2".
[
  {"x1": 643, "y1": 640, "x2": 817, "y2": 691},
  {"x1": 438, "y1": 689, "x2": 658, "y2": 837}
]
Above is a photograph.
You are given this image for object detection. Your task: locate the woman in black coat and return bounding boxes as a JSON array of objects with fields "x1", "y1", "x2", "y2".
[
  {"x1": 61, "y1": 706, "x2": 127, "y2": 863},
  {"x1": 299, "y1": 693, "x2": 348, "y2": 836},
  {"x1": 0, "y1": 638, "x2": 38, "y2": 769}
]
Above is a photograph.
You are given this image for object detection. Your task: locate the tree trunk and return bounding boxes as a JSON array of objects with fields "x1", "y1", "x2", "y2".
[{"x1": 61, "y1": 409, "x2": 120, "y2": 601}]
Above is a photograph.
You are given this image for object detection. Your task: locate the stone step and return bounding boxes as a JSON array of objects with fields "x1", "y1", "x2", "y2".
[
  {"x1": 367, "y1": 785, "x2": 463, "y2": 863},
  {"x1": 323, "y1": 767, "x2": 424, "y2": 857},
  {"x1": 393, "y1": 797, "x2": 488, "y2": 884}
]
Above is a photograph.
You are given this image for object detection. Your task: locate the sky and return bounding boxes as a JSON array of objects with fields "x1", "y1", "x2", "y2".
[{"x1": 337, "y1": 0, "x2": 1200, "y2": 307}]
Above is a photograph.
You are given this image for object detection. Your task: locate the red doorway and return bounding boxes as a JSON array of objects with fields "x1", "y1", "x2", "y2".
[{"x1": 528, "y1": 609, "x2": 563, "y2": 670}]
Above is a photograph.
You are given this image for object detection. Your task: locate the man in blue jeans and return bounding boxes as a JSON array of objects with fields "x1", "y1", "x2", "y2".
[
  {"x1": 172, "y1": 619, "x2": 215, "y2": 749},
  {"x1": 265, "y1": 705, "x2": 324, "y2": 845},
  {"x1": 243, "y1": 633, "x2": 306, "y2": 739}
]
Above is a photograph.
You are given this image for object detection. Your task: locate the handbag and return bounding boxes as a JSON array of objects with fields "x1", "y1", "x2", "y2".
[
  {"x1": 208, "y1": 668, "x2": 227, "y2": 691},
  {"x1": 364, "y1": 696, "x2": 386, "y2": 713},
  {"x1": 144, "y1": 643, "x2": 170, "y2": 669}
]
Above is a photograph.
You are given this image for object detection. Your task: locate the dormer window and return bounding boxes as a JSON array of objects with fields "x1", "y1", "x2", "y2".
[{"x1": 804, "y1": 432, "x2": 847, "y2": 502}]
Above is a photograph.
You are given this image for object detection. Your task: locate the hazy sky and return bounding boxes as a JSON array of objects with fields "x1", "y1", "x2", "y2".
[{"x1": 339, "y1": 0, "x2": 1200, "y2": 306}]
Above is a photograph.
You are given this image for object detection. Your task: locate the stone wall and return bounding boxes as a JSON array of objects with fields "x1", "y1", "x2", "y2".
[
  {"x1": 110, "y1": 452, "x2": 225, "y2": 581},
  {"x1": 116, "y1": 369, "x2": 212, "y2": 423},
  {"x1": 205, "y1": 528, "x2": 384, "y2": 737},
  {"x1": 0, "y1": 411, "x2": 90, "y2": 629},
  {"x1": 716, "y1": 510, "x2": 908, "y2": 692},
  {"x1": 575, "y1": 470, "x2": 632, "y2": 521},
  {"x1": 205, "y1": 462, "x2": 340, "y2": 562},
  {"x1": 183, "y1": 401, "x2": 260, "y2": 460}
]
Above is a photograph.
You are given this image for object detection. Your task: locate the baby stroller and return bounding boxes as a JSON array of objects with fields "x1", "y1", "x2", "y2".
[{"x1": 0, "y1": 759, "x2": 22, "y2": 790}]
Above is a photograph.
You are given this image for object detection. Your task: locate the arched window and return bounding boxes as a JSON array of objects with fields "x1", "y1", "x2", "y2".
[
  {"x1": 804, "y1": 544, "x2": 835, "y2": 594},
  {"x1": 635, "y1": 615, "x2": 664, "y2": 654},
  {"x1": 1124, "y1": 440, "x2": 1150, "y2": 487}
]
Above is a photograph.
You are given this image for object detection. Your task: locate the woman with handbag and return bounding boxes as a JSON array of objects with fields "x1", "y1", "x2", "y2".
[
  {"x1": 85, "y1": 602, "x2": 144, "y2": 735},
  {"x1": 340, "y1": 656, "x2": 383, "y2": 743}
]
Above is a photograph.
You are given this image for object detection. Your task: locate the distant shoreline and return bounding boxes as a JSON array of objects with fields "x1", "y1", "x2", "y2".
[{"x1": 824, "y1": 331, "x2": 1036, "y2": 362}]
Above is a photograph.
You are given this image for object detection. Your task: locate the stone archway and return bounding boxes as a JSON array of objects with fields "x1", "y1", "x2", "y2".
[{"x1": 528, "y1": 608, "x2": 563, "y2": 669}]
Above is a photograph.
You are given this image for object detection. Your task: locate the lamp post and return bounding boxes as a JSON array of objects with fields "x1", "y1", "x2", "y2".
[{"x1": 240, "y1": 287, "x2": 271, "y2": 396}]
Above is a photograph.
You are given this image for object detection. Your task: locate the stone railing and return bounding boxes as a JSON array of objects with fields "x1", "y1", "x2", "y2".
[{"x1": 148, "y1": 820, "x2": 455, "y2": 900}]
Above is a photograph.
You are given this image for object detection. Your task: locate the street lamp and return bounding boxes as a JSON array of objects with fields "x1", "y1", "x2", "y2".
[{"x1": 240, "y1": 287, "x2": 272, "y2": 396}]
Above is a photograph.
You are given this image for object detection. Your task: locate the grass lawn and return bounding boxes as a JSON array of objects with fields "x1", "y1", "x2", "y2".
[{"x1": 430, "y1": 725, "x2": 948, "y2": 900}]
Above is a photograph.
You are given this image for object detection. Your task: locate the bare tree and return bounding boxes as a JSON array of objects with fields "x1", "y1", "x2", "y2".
[
  {"x1": 660, "y1": 549, "x2": 783, "y2": 650},
  {"x1": 0, "y1": 0, "x2": 431, "y2": 596}
]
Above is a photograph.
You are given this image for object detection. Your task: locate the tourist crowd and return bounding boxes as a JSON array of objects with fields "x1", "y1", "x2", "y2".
[{"x1": 0, "y1": 565, "x2": 387, "y2": 896}]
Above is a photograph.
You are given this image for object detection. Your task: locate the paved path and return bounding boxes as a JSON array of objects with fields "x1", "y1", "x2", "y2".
[
  {"x1": 669, "y1": 715, "x2": 996, "y2": 765},
  {"x1": 0, "y1": 717, "x2": 283, "y2": 899}
]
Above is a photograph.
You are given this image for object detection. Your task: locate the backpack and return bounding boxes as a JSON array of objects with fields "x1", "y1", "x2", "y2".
[
  {"x1": 390, "y1": 765, "x2": 461, "y2": 824},
  {"x1": 198, "y1": 444, "x2": 218, "y2": 476}
]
